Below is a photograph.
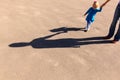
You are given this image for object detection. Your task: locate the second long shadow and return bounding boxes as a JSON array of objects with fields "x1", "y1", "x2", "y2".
[{"x1": 9, "y1": 32, "x2": 112, "y2": 49}]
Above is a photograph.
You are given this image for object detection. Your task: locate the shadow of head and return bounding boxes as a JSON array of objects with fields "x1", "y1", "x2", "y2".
[{"x1": 9, "y1": 42, "x2": 30, "y2": 47}]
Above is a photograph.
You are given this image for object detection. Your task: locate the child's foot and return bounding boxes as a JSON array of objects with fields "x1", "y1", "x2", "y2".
[{"x1": 84, "y1": 28, "x2": 89, "y2": 32}]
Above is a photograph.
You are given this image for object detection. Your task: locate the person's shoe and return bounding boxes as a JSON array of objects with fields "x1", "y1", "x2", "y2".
[
  {"x1": 84, "y1": 30, "x2": 88, "y2": 32},
  {"x1": 84, "y1": 28, "x2": 89, "y2": 32},
  {"x1": 112, "y1": 40, "x2": 119, "y2": 43},
  {"x1": 103, "y1": 36, "x2": 111, "y2": 39}
]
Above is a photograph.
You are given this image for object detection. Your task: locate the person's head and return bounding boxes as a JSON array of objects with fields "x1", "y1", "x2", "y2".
[{"x1": 92, "y1": 1, "x2": 100, "y2": 9}]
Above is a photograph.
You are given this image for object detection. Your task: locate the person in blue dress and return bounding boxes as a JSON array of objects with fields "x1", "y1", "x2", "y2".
[{"x1": 83, "y1": 0, "x2": 110, "y2": 32}]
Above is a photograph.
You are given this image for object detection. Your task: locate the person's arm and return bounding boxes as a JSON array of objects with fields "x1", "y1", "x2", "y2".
[
  {"x1": 100, "y1": 0, "x2": 110, "y2": 8},
  {"x1": 83, "y1": 7, "x2": 92, "y2": 16}
]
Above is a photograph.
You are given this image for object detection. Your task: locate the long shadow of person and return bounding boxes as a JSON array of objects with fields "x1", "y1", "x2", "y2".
[
  {"x1": 9, "y1": 32, "x2": 112, "y2": 49},
  {"x1": 9, "y1": 32, "x2": 80, "y2": 48}
]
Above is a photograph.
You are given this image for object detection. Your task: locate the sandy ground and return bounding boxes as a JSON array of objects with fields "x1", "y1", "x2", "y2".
[{"x1": 0, "y1": 0, "x2": 120, "y2": 80}]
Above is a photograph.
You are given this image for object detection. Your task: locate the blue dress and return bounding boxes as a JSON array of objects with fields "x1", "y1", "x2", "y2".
[{"x1": 85, "y1": 7, "x2": 102, "y2": 22}]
